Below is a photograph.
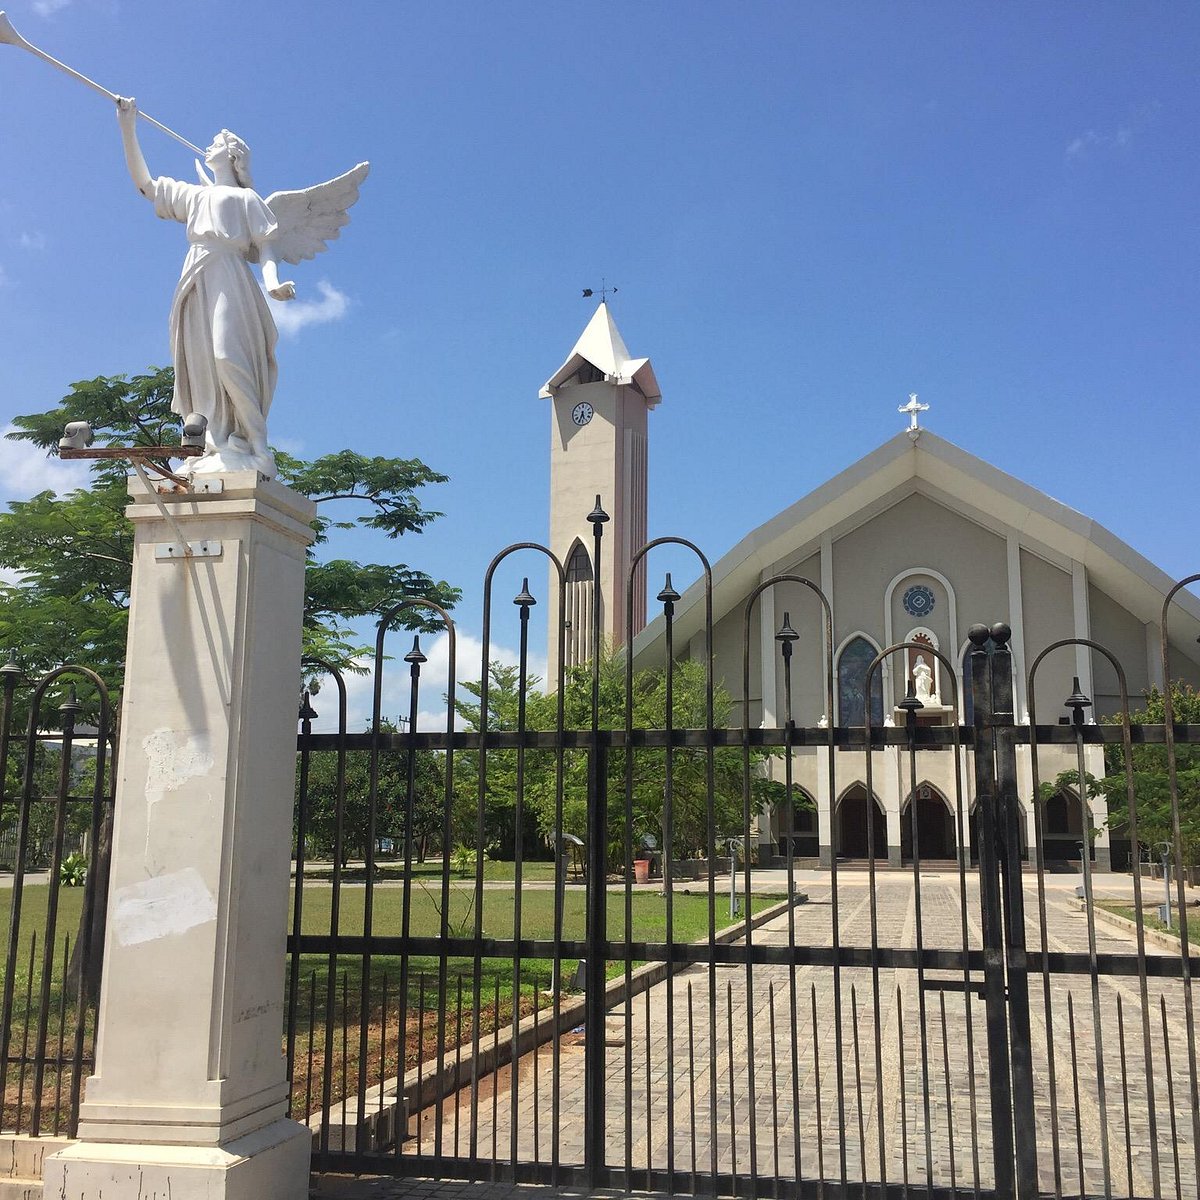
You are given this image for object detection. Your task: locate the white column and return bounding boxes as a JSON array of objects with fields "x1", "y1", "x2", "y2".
[
  {"x1": 759, "y1": 575, "x2": 778, "y2": 727},
  {"x1": 46, "y1": 472, "x2": 315, "y2": 1200},
  {"x1": 1007, "y1": 535, "x2": 1029, "y2": 721},
  {"x1": 1071, "y1": 559, "x2": 1094, "y2": 708},
  {"x1": 820, "y1": 530, "x2": 834, "y2": 720},
  {"x1": 1147, "y1": 621, "x2": 1165, "y2": 691}
]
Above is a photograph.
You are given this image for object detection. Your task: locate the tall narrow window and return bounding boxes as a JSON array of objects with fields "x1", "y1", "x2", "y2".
[
  {"x1": 837, "y1": 636, "x2": 884, "y2": 727},
  {"x1": 564, "y1": 541, "x2": 594, "y2": 669}
]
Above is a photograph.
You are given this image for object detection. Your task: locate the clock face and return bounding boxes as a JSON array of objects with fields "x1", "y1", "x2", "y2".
[{"x1": 571, "y1": 401, "x2": 594, "y2": 427}]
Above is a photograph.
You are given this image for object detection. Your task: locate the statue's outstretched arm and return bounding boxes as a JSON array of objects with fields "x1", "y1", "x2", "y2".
[
  {"x1": 116, "y1": 97, "x2": 154, "y2": 200},
  {"x1": 260, "y1": 245, "x2": 296, "y2": 302}
]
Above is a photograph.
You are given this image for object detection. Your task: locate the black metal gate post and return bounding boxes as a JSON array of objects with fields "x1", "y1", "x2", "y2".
[
  {"x1": 969, "y1": 624, "x2": 1017, "y2": 1197},
  {"x1": 990, "y1": 625, "x2": 1039, "y2": 1197},
  {"x1": 584, "y1": 736, "x2": 608, "y2": 1186}
]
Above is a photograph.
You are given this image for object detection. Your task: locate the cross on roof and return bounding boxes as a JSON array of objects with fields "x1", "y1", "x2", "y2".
[{"x1": 899, "y1": 393, "x2": 929, "y2": 432}]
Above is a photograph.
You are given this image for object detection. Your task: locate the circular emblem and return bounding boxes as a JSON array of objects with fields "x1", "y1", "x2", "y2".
[
  {"x1": 903, "y1": 584, "x2": 935, "y2": 618},
  {"x1": 572, "y1": 401, "x2": 594, "y2": 427}
]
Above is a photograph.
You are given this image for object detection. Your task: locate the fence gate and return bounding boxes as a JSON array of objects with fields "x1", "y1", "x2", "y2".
[
  {"x1": 0, "y1": 661, "x2": 115, "y2": 1140},
  {"x1": 288, "y1": 543, "x2": 1199, "y2": 1199}
]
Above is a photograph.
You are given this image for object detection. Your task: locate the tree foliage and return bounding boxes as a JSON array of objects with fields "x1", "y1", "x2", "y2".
[
  {"x1": 453, "y1": 647, "x2": 782, "y2": 870},
  {"x1": 298, "y1": 718, "x2": 445, "y2": 866},
  {"x1": 1101, "y1": 682, "x2": 1200, "y2": 866},
  {"x1": 0, "y1": 369, "x2": 460, "y2": 708}
]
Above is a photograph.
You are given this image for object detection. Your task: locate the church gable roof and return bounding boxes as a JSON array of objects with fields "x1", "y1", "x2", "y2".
[
  {"x1": 540, "y1": 302, "x2": 662, "y2": 406},
  {"x1": 633, "y1": 429, "x2": 1200, "y2": 663}
]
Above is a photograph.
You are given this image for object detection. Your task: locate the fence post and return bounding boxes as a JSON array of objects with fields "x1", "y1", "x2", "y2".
[
  {"x1": 43, "y1": 472, "x2": 316, "y2": 1200},
  {"x1": 991, "y1": 624, "x2": 1038, "y2": 1196},
  {"x1": 584, "y1": 737, "x2": 609, "y2": 1186},
  {"x1": 969, "y1": 623, "x2": 1016, "y2": 1197}
]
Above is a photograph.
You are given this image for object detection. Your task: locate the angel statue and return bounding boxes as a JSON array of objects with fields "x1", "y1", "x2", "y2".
[{"x1": 116, "y1": 96, "x2": 369, "y2": 478}]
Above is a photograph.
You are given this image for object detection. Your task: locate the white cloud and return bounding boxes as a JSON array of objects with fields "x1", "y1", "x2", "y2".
[
  {"x1": 266, "y1": 280, "x2": 350, "y2": 337},
  {"x1": 33, "y1": 0, "x2": 73, "y2": 15},
  {"x1": 1066, "y1": 101, "x2": 1160, "y2": 160},
  {"x1": 0, "y1": 424, "x2": 89, "y2": 500},
  {"x1": 17, "y1": 232, "x2": 46, "y2": 252},
  {"x1": 0, "y1": 566, "x2": 26, "y2": 587},
  {"x1": 314, "y1": 630, "x2": 547, "y2": 734}
]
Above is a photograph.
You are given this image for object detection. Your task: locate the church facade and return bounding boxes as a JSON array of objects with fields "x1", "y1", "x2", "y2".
[{"x1": 543, "y1": 304, "x2": 1200, "y2": 869}]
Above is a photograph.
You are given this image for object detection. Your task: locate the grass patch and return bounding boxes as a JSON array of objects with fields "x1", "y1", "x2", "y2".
[{"x1": 1096, "y1": 898, "x2": 1200, "y2": 946}]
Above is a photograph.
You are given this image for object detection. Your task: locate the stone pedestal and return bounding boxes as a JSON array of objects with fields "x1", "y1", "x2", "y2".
[{"x1": 45, "y1": 472, "x2": 316, "y2": 1200}]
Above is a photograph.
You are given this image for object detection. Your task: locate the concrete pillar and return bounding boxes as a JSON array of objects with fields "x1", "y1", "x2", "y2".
[
  {"x1": 886, "y1": 748, "x2": 903, "y2": 868},
  {"x1": 817, "y1": 745, "x2": 833, "y2": 867},
  {"x1": 45, "y1": 472, "x2": 316, "y2": 1200}
]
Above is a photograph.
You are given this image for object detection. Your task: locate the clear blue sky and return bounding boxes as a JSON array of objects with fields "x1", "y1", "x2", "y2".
[{"x1": 1, "y1": 2, "x2": 1197, "y2": 714}]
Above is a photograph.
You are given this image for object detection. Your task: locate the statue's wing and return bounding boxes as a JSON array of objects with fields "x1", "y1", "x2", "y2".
[{"x1": 262, "y1": 162, "x2": 370, "y2": 266}]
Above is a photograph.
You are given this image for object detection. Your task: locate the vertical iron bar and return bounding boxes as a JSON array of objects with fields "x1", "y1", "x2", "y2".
[
  {"x1": 1161, "y1": 994, "x2": 1182, "y2": 1200},
  {"x1": 16, "y1": 930, "x2": 37, "y2": 1133},
  {"x1": 491, "y1": 975, "x2": 501, "y2": 1175},
  {"x1": 1071, "y1": 716, "x2": 1112, "y2": 1198},
  {"x1": 532, "y1": 980, "x2": 540, "y2": 1167},
  {"x1": 812, "y1": 983, "x2": 826, "y2": 1194},
  {"x1": 454, "y1": 975, "x2": 463, "y2": 1162},
  {"x1": 1159, "y1": 580, "x2": 1200, "y2": 1189},
  {"x1": 378, "y1": 970, "x2": 389, "y2": 1131},
  {"x1": 583, "y1": 742, "x2": 609, "y2": 1181},
  {"x1": 851, "y1": 985, "x2": 866, "y2": 1193},
  {"x1": 1067, "y1": 993, "x2": 1085, "y2": 1195},
  {"x1": 415, "y1": 974, "x2": 427, "y2": 1157},
  {"x1": 304, "y1": 970, "x2": 316, "y2": 1125},
  {"x1": 52, "y1": 935, "x2": 68, "y2": 1135},
  {"x1": 1117, "y1": 994, "x2": 1133, "y2": 1199},
  {"x1": 769, "y1": 982, "x2": 780, "y2": 1179},
  {"x1": 939, "y1": 991, "x2": 957, "y2": 1195},
  {"x1": 992, "y1": 628, "x2": 1038, "y2": 1199},
  {"x1": 727, "y1": 979, "x2": 738, "y2": 1189},
  {"x1": 662, "y1": 579, "x2": 677, "y2": 1193},
  {"x1": 646, "y1": 983, "x2": 653, "y2": 1177},
  {"x1": 688, "y1": 981, "x2": 698, "y2": 1190},
  {"x1": 0, "y1": 704, "x2": 42, "y2": 1120},
  {"x1": 510, "y1": 585, "x2": 534, "y2": 1170},
  {"x1": 287, "y1": 692, "x2": 314, "y2": 1106},
  {"x1": 898, "y1": 985, "x2": 909, "y2": 1198},
  {"x1": 32, "y1": 691, "x2": 78, "y2": 1137},
  {"x1": 968, "y1": 627, "x2": 1016, "y2": 1197},
  {"x1": 340, "y1": 970, "x2": 348, "y2": 1152}
]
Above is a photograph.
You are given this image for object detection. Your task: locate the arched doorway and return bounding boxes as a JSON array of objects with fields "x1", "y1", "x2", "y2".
[
  {"x1": 1042, "y1": 788, "x2": 1090, "y2": 863},
  {"x1": 836, "y1": 785, "x2": 887, "y2": 860},
  {"x1": 901, "y1": 785, "x2": 956, "y2": 862},
  {"x1": 968, "y1": 800, "x2": 1030, "y2": 864}
]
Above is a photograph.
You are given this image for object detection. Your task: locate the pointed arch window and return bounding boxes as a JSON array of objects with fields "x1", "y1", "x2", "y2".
[
  {"x1": 564, "y1": 541, "x2": 595, "y2": 669},
  {"x1": 837, "y1": 636, "x2": 884, "y2": 727}
]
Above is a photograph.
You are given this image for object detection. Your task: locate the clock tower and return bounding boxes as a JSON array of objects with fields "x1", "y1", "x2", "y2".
[{"x1": 540, "y1": 302, "x2": 661, "y2": 678}]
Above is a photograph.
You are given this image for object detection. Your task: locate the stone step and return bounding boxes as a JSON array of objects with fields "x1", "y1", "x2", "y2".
[
  {"x1": 0, "y1": 1179, "x2": 40, "y2": 1200},
  {"x1": 0, "y1": 1136, "x2": 73, "y2": 1186}
]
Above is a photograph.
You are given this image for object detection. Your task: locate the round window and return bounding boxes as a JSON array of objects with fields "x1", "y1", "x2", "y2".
[{"x1": 902, "y1": 584, "x2": 936, "y2": 618}]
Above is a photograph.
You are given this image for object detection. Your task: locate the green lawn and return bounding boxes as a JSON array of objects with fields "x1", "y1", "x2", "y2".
[{"x1": 1096, "y1": 898, "x2": 1200, "y2": 947}]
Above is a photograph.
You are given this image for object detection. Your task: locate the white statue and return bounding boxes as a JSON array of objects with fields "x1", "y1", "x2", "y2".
[
  {"x1": 912, "y1": 655, "x2": 935, "y2": 705},
  {"x1": 116, "y1": 97, "x2": 369, "y2": 478}
]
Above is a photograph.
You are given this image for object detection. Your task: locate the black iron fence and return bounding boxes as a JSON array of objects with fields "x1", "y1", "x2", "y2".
[
  {"x1": 286, "y1": 527, "x2": 1200, "y2": 1200},
  {"x1": 3, "y1": 525, "x2": 1199, "y2": 1200},
  {"x1": 0, "y1": 658, "x2": 114, "y2": 1137}
]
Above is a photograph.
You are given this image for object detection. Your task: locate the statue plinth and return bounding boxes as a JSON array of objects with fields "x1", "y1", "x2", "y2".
[{"x1": 44, "y1": 472, "x2": 316, "y2": 1200}]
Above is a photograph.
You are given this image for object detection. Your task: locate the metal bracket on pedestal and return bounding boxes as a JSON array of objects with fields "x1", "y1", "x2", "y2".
[{"x1": 155, "y1": 540, "x2": 223, "y2": 561}]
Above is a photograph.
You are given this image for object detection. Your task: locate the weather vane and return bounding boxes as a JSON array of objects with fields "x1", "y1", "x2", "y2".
[{"x1": 581, "y1": 278, "x2": 619, "y2": 303}]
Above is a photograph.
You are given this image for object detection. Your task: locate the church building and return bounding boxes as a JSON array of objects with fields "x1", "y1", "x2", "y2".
[{"x1": 542, "y1": 303, "x2": 1200, "y2": 869}]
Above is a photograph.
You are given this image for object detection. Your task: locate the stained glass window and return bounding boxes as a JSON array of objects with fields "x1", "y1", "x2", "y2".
[{"x1": 837, "y1": 636, "x2": 884, "y2": 727}]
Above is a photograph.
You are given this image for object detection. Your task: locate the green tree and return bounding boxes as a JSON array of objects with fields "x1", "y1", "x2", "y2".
[
  {"x1": 1101, "y1": 683, "x2": 1200, "y2": 867},
  {"x1": 453, "y1": 648, "x2": 785, "y2": 870},
  {"x1": 0, "y1": 368, "x2": 460, "y2": 710},
  {"x1": 299, "y1": 719, "x2": 445, "y2": 866}
]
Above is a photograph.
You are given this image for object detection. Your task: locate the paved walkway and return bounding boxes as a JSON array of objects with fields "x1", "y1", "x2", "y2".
[{"x1": 324, "y1": 874, "x2": 1199, "y2": 1200}]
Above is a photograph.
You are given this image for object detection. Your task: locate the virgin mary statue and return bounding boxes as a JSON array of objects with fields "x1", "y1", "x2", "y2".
[{"x1": 116, "y1": 97, "x2": 368, "y2": 478}]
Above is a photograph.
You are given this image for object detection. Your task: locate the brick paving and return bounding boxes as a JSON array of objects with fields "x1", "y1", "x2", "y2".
[{"x1": 322, "y1": 874, "x2": 1198, "y2": 1199}]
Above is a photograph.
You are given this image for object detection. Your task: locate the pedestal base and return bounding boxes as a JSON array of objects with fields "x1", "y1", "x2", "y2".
[{"x1": 43, "y1": 1118, "x2": 310, "y2": 1200}]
